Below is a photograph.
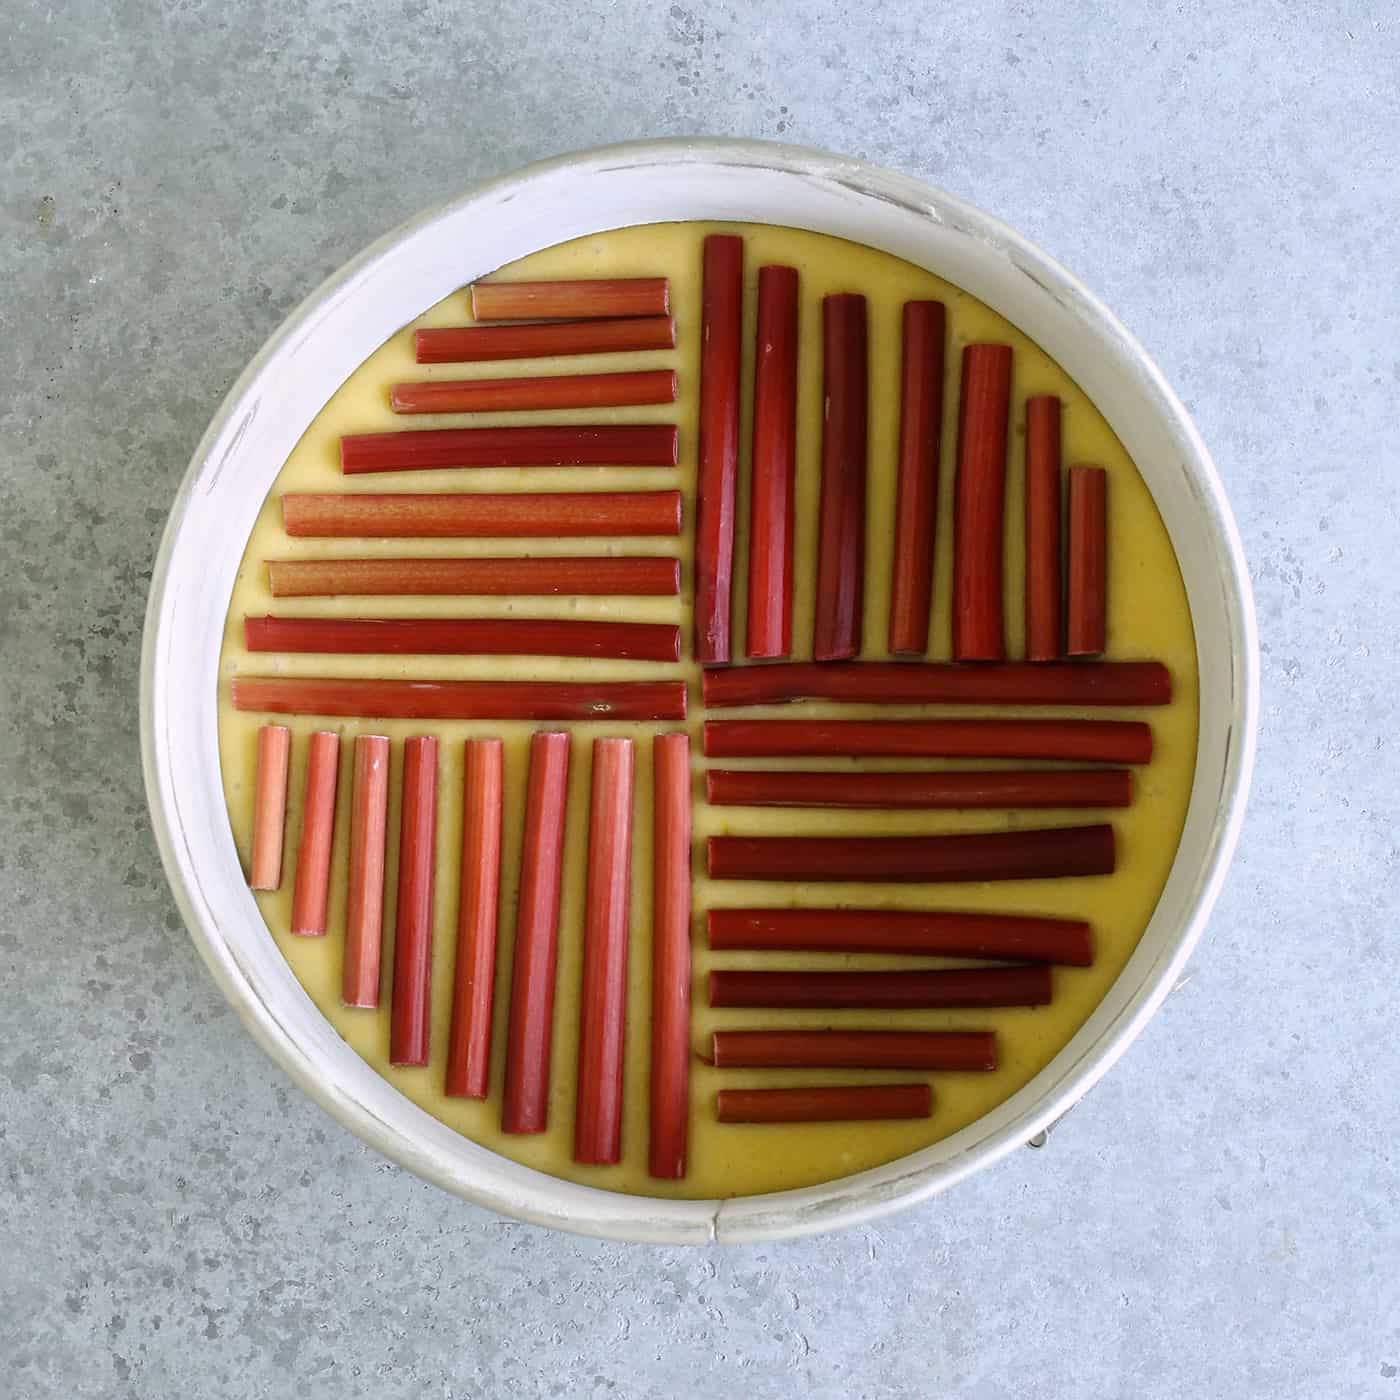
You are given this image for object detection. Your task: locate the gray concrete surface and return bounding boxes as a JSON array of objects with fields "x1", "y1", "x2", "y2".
[{"x1": 2, "y1": 2, "x2": 1396, "y2": 1396}]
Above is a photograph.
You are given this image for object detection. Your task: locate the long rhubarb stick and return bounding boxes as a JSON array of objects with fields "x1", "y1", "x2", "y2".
[
  {"x1": 501, "y1": 732, "x2": 572, "y2": 1133},
  {"x1": 249, "y1": 724, "x2": 291, "y2": 890},
  {"x1": 694, "y1": 233, "x2": 743, "y2": 664},
  {"x1": 704, "y1": 767, "x2": 1131, "y2": 811},
  {"x1": 649, "y1": 732, "x2": 692, "y2": 1179},
  {"x1": 745, "y1": 264, "x2": 799, "y2": 659},
  {"x1": 290, "y1": 730, "x2": 340, "y2": 935},
  {"x1": 716, "y1": 1084, "x2": 932, "y2": 1123},
  {"x1": 701, "y1": 660, "x2": 1171, "y2": 708},
  {"x1": 470, "y1": 278, "x2": 670, "y2": 321},
  {"x1": 706, "y1": 825, "x2": 1115, "y2": 883},
  {"x1": 703, "y1": 718, "x2": 1151, "y2": 763},
  {"x1": 1024, "y1": 396, "x2": 1063, "y2": 660},
  {"x1": 813, "y1": 293, "x2": 869, "y2": 661},
  {"x1": 232, "y1": 676, "x2": 687, "y2": 723},
  {"x1": 266, "y1": 556, "x2": 680, "y2": 598},
  {"x1": 390, "y1": 369, "x2": 677, "y2": 416},
  {"x1": 245, "y1": 616, "x2": 681, "y2": 663},
  {"x1": 390, "y1": 735, "x2": 438, "y2": 1067},
  {"x1": 707, "y1": 907, "x2": 1093, "y2": 966},
  {"x1": 709, "y1": 965, "x2": 1053, "y2": 1009},
  {"x1": 1067, "y1": 466, "x2": 1108, "y2": 656},
  {"x1": 711, "y1": 1030, "x2": 997, "y2": 1072},
  {"x1": 575, "y1": 739, "x2": 636, "y2": 1165},
  {"x1": 342, "y1": 735, "x2": 390, "y2": 1008},
  {"x1": 952, "y1": 344, "x2": 1013, "y2": 660},
  {"x1": 888, "y1": 301, "x2": 946, "y2": 655},
  {"x1": 445, "y1": 739, "x2": 504, "y2": 1098},
  {"x1": 416, "y1": 316, "x2": 676, "y2": 364},
  {"x1": 340, "y1": 423, "x2": 677, "y2": 474}
]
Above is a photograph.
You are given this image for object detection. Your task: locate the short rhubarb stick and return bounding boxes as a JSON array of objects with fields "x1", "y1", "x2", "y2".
[
  {"x1": 342, "y1": 735, "x2": 389, "y2": 1008},
  {"x1": 470, "y1": 278, "x2": 670, "y2": 321},
  {"x1": 716, "y1": 1084, "x2": 932, "y2": 1124},
  {"x1": 416, "y1": 316, "x2": 676, "y2": 364},
  {"x1": 249, "y1": 724, "x2": 291, "y2": 890},
  {"x1": 389, "y1": 736, "x2": 438, "y2": 1067},
  {"x1": 289, "y1": 730, "x2": 340, "y2": 936}
]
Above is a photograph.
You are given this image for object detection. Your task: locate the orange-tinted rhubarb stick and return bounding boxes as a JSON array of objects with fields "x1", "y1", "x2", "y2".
[
  {"x1": 952, "y1": 344, "x2": 1013, "y2": 660},
  {"x1": 501, "y1": 732, "x2": 572, "y2": 1133},
  {"x1": 390, "y1": 369, "x2": 677, "y2": 415},
  {"x1": 445, "y1": 739, "x2": 504, "y2": 1098},
  {"x1": 470, "y1": 278, "x2": 671, "y2": 321},
  {"x1": 709, "y1": 965, "x2": 1053, "y2": 1009},
  {"x1": 649, "y1": 732, "x2": 692, "y2": 1179},
  {"x1": 342, "y1": 735, "x2": 390, "y2": 1007},
  {"x1": 812, "y1": 293, "x2": 869, "y2": 661},
  {"x1": 266, "y1": 556, "x2": 680, "y2": 598},
  {"x1": 1024, "y1": 396, "x2": 1063, "y2": 660},
  {"x1": 888, "y1": 300, "x2": 947, "y2": 654},
  {"x1": 290, "y1": 730, "x2": 341, "y2": 935},
  {"x1": 1067, "y1": 466, "x2": 1108, "y2": 656},
  {"x1": 694, "y1": 233, "x2": 743, "y2": 664},
  {"x1": 711, "y1": 1030, "x2": 997, "y2": 1072},
  {"x1": 745, "y1": 264, "x2": 799, "y2": 659},
  {"x1": 389, "y1": 736, "x2": 438, "y2": 1066},
  {"x1": 416, "y1": 316, "x2": 676, "y2": 364},
  {"x1": 249, "y1": 724, "x2": 291, "y2": 890},
  {"x1": 340, "y1": 423, "x2": 677, "y2": 474},
  {"x1": 716, "y1": 1083, "x2": 932, "y2": 1123},
  {"x1": 574, "y1": 739, "x2": 636, "y2": 1165}
]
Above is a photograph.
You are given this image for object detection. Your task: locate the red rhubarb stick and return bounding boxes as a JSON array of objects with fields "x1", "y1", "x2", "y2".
[
  {"x1": 249, "y1": 724, "x2": 291, "y2": 890},
  {"x1": 1067, "y1": 466, "x2": 1108, "y2": 656},
  {"x1": 703, "y1": 718, "x2": 1151, "y2": 763},
  {"x1": 416, "y1": 316, "x2": 676, "y2": 364},
  {"x1": 342, "y1": 735, "x2": 390, "y2": 1007},
  {"x1": 709, "y1": 965, "x2": 1053, "y2": 1009},
  {"x1": 707, "y1": 907, "x2": 1093, "y2": 966},
  {"x1": 245, "y1": 616, "x2": 681, "y2": 663},
  {"x1": 470, "y1": 278, "x2": 670, "y2": 321},
  {"x1": 694, "y1": 233, "x2": 743, "y2": 664},
  {"x1": 701, "y1": 660, "x2": 1171, "y2": 707},
  {"x1": 289, "y1": 730, "x2": 340, "y2": 935},
  {"x1": 266, "y1": 556, "x2": 680, "y2": 598},
  {"x1": 340, "y1": 423, "x2": 677, "y2": 474},
  {"x1": 716, "y1": 1084, "x2": 932, "y2": 1123},
  {"x1": 711, "y1": 1030, "x2": 997, "y2": 1072},
  {"x1": 391, "y1": 368, "x2": 677, "y2": 415},
  {"x1": 1024, "y1": 396, "x2": 1063, "y2": 660},
  {"x1": 231, "y1": 676, "x2": 687, "y2": 723},
  {"x1": 445, "y1": 739, "x2": 504, "y2": 1098},
  {"x1": 745, "y1": 264, "x2": 799, "y2": 659},
  {"x1": 390, "y1": 736, "x2": 438, "y2": 1067},
  {"x1": 706, "y1": 825, "x2": 1116, "y2": 883},
  {"x1": 282, "y1": 490, "x2": 681, "y2": 538},
  {"x1": 888, "y1": 301, "x2": 947, "y2": 655},
  {"x1": 704, "y1": 767, "x2": 1131, "y2": 811},
  {"x1": 501, "y1": 732, "x2": 572, "y2": 1133},
  {"x1": 575, "y1": 739, "x2": 636, "y2": 1165},
  {"x1": 952, "y1": 344, "x2": 1013, "y2": 660},
  {"x1": 813, "y1": 293, "x2": 869, "y2": 661},
  {"x1": 649, "y1": 732, "x2": 692, "y2": 1179}
]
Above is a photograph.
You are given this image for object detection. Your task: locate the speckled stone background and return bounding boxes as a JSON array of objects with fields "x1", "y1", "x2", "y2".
[{"x1": 2, "y1": 2, "x2": 1396, "y2": 1396}]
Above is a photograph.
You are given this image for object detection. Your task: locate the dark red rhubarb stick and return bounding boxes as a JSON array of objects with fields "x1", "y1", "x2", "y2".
[
  {"x1": 707, "y1": 825, "x2": 1116, "y2": 883},
  {"x1": 290, "y1": 730, "x2": 340, "y2": 935},
  {"x1": 716, "y1": 1084, "x2": 932, "y2": 1123},
  {"x1": 342, "y1": 735, "x2": 390, "y2": 1008},
  {"x1": 391, "y1": 369, "x2": 678, "y2": 416},
  {"x1": 1024, "y1": 396, "x2": 1063, "y2": 661},
  {"x1": 694, "y1": 233, "x2": 743, "y2": 664},
  {"x1": 813, "y1": 293, "x2": 869, "y2": 661},
  {"x1": 282, "y1": 490, "x2": 681, "y2": 538},
  {"x1": 888, "y1": 300, "x2": 946, "y2": 655},
  {"x1": 445, "y1": 739, "x2": 504, "y2": 1098},
  {"x1": 575, "y1": 739, "x2": 636, "y2": 1165},
  {"x1": 704, "y1": 767, "x2": 1131, "y2": 812},
  {"x1": 266, "y1": 556, "x2": 680, "y2": 598},
  {"x1": 649, "y1": 732, "x2": 692, "y2": 1179},
  {"x1": 340, "y1": 423, "x2": 677, "y2": 474},
  {"x1": 416, "y1": 316, "x2": 676, "y2": 364},
  {"x1": 1067, "y1": 466, "x2": 1108, "y2": 656},
  {"x1": 470, "y1": 278, "x2": 670, "y2": 321},
  {"x1": 245, "y1": 616, "x2": 681, "y2": 663},
  {"x1": 711, "y1": 1030, "x2": 997, "y2": 1072},
  {"x1": 703, "y1": 718, "x2": 1151, "y2": 763},
  {"x1": 390, "y1": 736, "x2": 438, "y2": 1066},
  {"x1": 249, "y1": 724, "x2": 291, "y2": 890},
  {"x1": 707, "y1": 907, "x2": 1093, "y2": 966},
  {"x1": 709, "y1": 965, "x2": 1053, "y2": 1009},
  {"x1": 501, "y1": 732, "x2": 572, "y2": 1133},
  {"x1": 232, "y1": 676, "x2": 687, "y2": 723},
  {"x1": 701, "y1": 660, "x2": 1171, "y2": 707},
  {"x1": 745, "y1": 264, "x2": 799, "y2": 659},
  {"x1": 952, "y1": 344, "x2": 1013, "y2": 660}
]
